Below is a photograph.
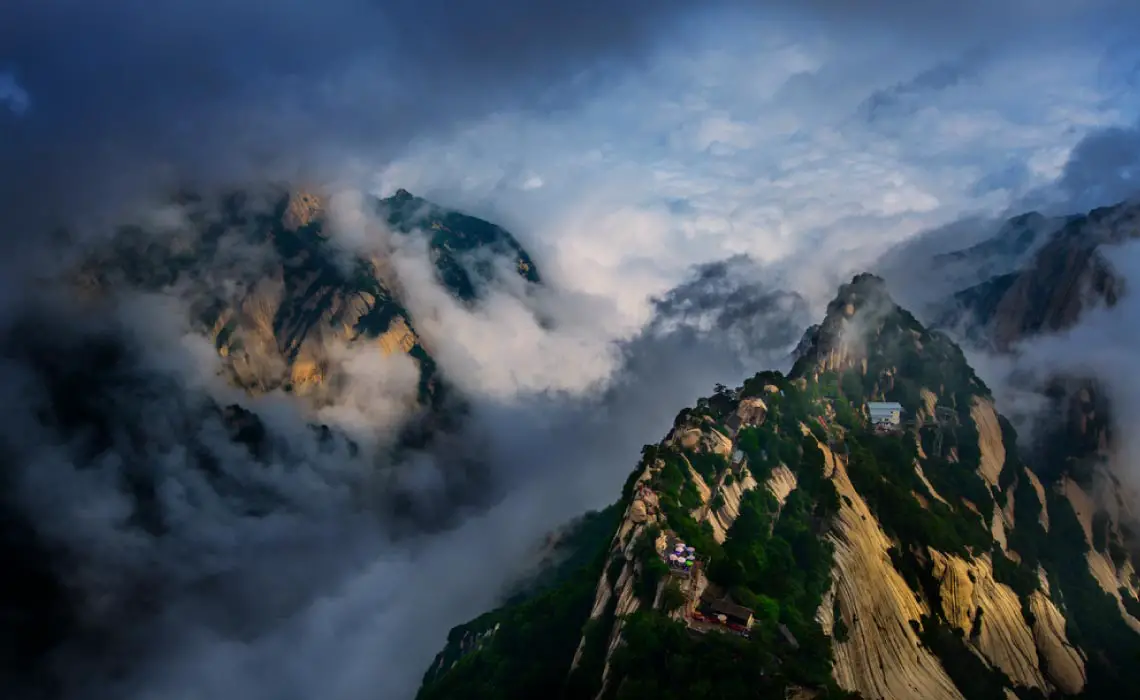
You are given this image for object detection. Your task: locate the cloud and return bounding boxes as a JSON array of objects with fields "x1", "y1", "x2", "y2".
[
  {"x1": 5, "y1": 1, "x2": 1140, "y2": 699},
  {"x1": 0, "y1": 165, "x2": 816, "y2": 700},
  {"x1": 999, "y1": 241, "x2": 1140, "y2": 486},
  {"x1": 1055, "y1": 121, "x2": 1140, "y2": 210},
  {"x1": 0, "y1": 70, "x2": 29, "y2": 115},
  {"x1": 378, "y1": 24, "x2": 1140, "y2": 329},
  {"x1": 861, "y1": 49, "x2": 990, "y2": 124},
  {"x1": 0, "y1": 226, "x2": 809, "y2": 700},
  {"x1": 3, "y1": 0, "x2": 1137, "y2": 234},
  {"x1": 874, "y1": 109, "x2": 1140, "y2": 323}
]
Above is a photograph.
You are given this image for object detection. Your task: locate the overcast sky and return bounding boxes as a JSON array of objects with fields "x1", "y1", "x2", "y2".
[
  {"x1": 3, "y1": 2, "x2": 1139, "y2": 307},
  {"x1": 4, "y1": 2, "x2": 1140, "y2": 700},
  {"x1": 374, "y1": 12, "x2": 1140, "y2": 324}
]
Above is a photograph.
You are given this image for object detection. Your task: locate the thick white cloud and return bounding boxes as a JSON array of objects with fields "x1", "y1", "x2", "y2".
[
  {"x1": 377, "y1": 22, "x2": 1140, "y2": 331},
  {"x1": 5, "y1": 5, "x2": 1140, "y2": 700}
]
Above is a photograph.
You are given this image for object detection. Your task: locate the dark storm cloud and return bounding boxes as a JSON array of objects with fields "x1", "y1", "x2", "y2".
[
  {"x1": 1056, "y1": 121, "x2": 1140, "y2": 211},
  {"x1": 648, "y1": 255, "x2": 811, "y2": 362},
  {"x1": 3, "y1": 0, "x2": 1137, "y2": 236},
  {"x1": 0, "y1": 0, "x2": 703, "y2": 232},
  {"x1": 862, "y1": 49, "x2": 989, "y2": 123},
  {"x1": 5, "y1": 1, "x2": 1140, "y2": 699}
]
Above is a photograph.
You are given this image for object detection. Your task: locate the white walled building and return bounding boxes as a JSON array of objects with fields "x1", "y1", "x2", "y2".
[{"x1": 867, "y1": 401, "x2": 903, "y2": 427}]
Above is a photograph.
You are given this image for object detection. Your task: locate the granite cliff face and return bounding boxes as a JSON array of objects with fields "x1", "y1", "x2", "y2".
[
  {"x1": 416, "y1": 273, "x2": 1140, "y2": 700},
  {"x1": 931, "y1": 201, "x2": 1139, "y2": 488},
  {"x1": 74, "y1": 187, "x2": 540, "y2": 422},
  {"x1": 929, "y1": 199, "x2": 1140, "y2": 639},
  {"x1": 0, "y1": 189, "x2": 543, "y2": 696},
  {"x1": 937, "y1": 201, "x2": 1137, "y2": 351}
]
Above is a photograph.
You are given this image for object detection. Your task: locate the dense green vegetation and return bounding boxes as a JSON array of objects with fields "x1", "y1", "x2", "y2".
[
  {"x1": 605, "y1": 611, "x2": 781, "y2": 699},
  {"x1": 605, "y1": 375, "x2": 849, "y2": 696},
  {"x1": 990, "y1": 546, "x2": 1039, "y2": 601},
  {"x1": 1119, "y1": 588, "x2": 1140, "y2": 621},
  {"x1": 683, "y1": 448, "x2": 729, "y2": 485},
  {"x1": 632, "y1": 525, "x2": 669, "y2": 605},
  {"x1": 915, "y1": 612, "x2": 1043, "y2": 700},
  {"x1": 922, "y1": 452, "x2": 994, "y2": 524},
  {"x1": 989, "y1": 411, "x2": 1140, "y2": 699},
  {"x1": 419, "y1": 272, "x2": 1140, "y2": 700},
  {"x1": 814, "y1": 280, "x2": 992, "y2": 416},
  {"x1": 846, "y1": 430, "x2": 990, "y2": 558},
  {"x1": 997, "y1": 415, "x2": 1021, "y2": 491},
  {"x1": 649, "y1": 448, "x2": 722, "y2": 559},
  {"x1": 604, "y1": 611, "x2": 861, "y2": 700},
  {"x1": 382, "y1": 189, "x2": 540, "y2": 301},
  {"x1": 566, "y1": 594, "x2": 618, "y2": 699},
  {"x1": 1034, "y1": 492, "x2": 1140, "y2": 699},
  {"x1": 832, "y1": 597, "x2": 850, "y2": 643},
  {"x1": 417, "y1": 506, "x2": 619, "y2": 700},
  {"x1": 502, "y1": 505, "x2": 623, "y2": 606}
]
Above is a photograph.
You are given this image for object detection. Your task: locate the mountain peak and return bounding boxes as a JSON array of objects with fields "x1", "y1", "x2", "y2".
[
  {"x1": 791, "y1": 271, "x2": 988, "y2": 412},
  {"x1": 822, "y1": 272, "x2": 894, "y2": 324},
  {"x1": 792, "y1": 272, "x2": 906, "y2": 376}
]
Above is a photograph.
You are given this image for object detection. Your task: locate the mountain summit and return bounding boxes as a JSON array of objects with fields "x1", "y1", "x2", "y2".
[
  {"x1": 417, "y1": 273, "x2": 1140, "y2": 700},
  {"x1": 74, "y1": 187, "x2": 540, "y2": 417},
  {"x1": 0, "y1": 189, "x2": 545, "y2": 694}
]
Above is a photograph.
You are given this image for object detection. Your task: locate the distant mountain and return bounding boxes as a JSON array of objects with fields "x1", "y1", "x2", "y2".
[
  {"x1": 0, "y1": 187, "x2": 541, "y2": 696},
  {"x1": 931, "y1": 212, "x2": 1063, "y2": 295},
  {"x1": 73, "y1": 187, "x2": 540, "y2": 427},
  {"x1": 382, "y1": 188, "x2": 540, "y2": 301},
  {"x1": 928, "y1": 199, "x2": 1139, "y2": 499},
  {"x1": 416, "y1": 273, "x2": 1140, "y2": 700},
  {"x1": 933, "y1": 201, "x2": 1137, "y2": 349}
]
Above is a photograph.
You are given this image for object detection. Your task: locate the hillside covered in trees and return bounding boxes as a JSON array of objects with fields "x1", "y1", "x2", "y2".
[{"x1": 416, "y1": 273, "x2": 1140, "y2": 700}]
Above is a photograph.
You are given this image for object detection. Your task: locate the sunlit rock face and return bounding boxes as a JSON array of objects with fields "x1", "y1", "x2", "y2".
[
  {"x1": 74, "y1": 186, "x2": 541, "y2": 417},
  {"x1": 418, "y1": 271, "x2": 1140, "y2": 700},
  {"x1": 0, "y1": 189, "x2": 546, "y2": 696}
]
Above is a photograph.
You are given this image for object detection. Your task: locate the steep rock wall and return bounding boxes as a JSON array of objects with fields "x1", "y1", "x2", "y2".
[
  {"x1": 1024, "y1": 468, "x2": 1050, "y2": 531},
  {"x1": 1061, "y1": 478, "x2": 1140, "y2": 632},
  {"x1": 928, "y1": 551, "x2": 1047, "y2": 691},
  {"x1": 822, "y1": 441, "x2": 965, "y2": 700},
  {"x1": 706, "y1": 469, "x2": 760, "y2": 544},
  {"x1": 766, "y1": 465, "x2": 798, "y2": 511},
  {"x1": 1029, "y1": 570, "x2": 1087, "y2": 695},
  {"x1": 971, "y1": 398, "x2": 1007, "y2": 488}
]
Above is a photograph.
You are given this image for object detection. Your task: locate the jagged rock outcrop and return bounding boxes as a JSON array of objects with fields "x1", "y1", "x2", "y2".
[
  {"x1": 765, "y1": 465, "x2": 798, "y2": 511},
  {"x1": 1028, "y1": 584, "x2": 1087, "y2": 695},
  {"x1": 705, "y1": 468, "x2": 759, "y2": 544},
  {"x1": 75, "y1": 187, "x2": 540, "y2": 417},
  {"x1": 826, "y1": 440, "x2": 965, "y2": 700},
  {"x1": 937, "y1": 201, "x2": 1138, "y2": 351},
  {"x1": 418, "y1": 270, "x2": 1140, "y2": 700},
  {"x1": 972, "y1": 398, "x2": 1007, "y2": 487},
  {"x1": 928, "y1": 551, "x2": 1047, "y2": 690}
]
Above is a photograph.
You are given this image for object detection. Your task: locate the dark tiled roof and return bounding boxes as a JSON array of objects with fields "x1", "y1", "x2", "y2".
[{"x1": 706, "y1": 598, "x2": 753, "y2": 620}]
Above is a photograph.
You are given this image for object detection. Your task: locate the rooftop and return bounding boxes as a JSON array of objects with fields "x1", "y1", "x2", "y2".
[
  {"x1": 867, "y1": 401, "x2": 903, "y2": 410},
  {"x1": 705, "y1": 598, "x2": 754, "y2": 621}
]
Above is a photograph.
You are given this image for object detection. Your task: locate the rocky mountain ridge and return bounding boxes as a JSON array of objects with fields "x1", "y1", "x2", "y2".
[
  {"x1": 935, "y1": 200, "x2": 1137, "y2": 351},
  {"x1": 0, "y1": 188, "x2": 543, "y2": 697},
  {"x1": 74, "y1": 187, "x2": 540, "y2": 421},
  {"x1": 416, "y1": 272, "x2": 1140, "y2": 700}
]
